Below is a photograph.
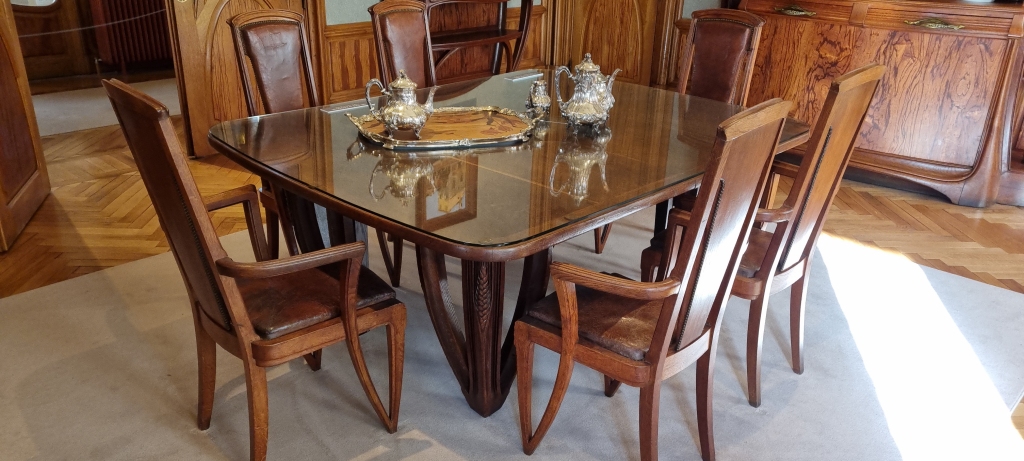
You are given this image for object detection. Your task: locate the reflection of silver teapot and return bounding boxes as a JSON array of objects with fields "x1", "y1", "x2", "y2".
[
  {"x1": 549, "y1": 127, "x2": 612, "y2": 206},
  {"x1": 365, "y1": 70, "x2": 438, "y2": 138},
  {"x1": 555, "y1": 54, "x2": 620, "y2": 127},
  {"x1": 369, "y1": 156, "x2": 435, "y2": 204}
]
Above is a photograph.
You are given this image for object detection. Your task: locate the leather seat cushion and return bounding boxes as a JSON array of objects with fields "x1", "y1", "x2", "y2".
[
  {"x1": 238, "y1": 265, "x2": 395, "y2": 340},
  {"x1": 527, "y1": 274, "x2": 661, "y2": 361}
]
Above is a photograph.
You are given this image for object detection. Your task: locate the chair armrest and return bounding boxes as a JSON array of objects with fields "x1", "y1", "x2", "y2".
[
  {"x1": 550, "y1": 261, "x2": 679, "y2": 301},
  {"x1": 216, "y1": 241, "x2": 365, "y2": 279},
  {"x1": 205, "y1": 185, "x2": 260, "y2": 212},
  {"x1": 771, "y1": 159, "x2": 800, "y2": 179},
  {"x1": 755, "y1": 205, "x2": 795, "y2": 224}
]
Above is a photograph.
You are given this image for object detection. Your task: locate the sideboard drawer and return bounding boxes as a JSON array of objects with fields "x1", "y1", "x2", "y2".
[
  {"x1": 743, "y1": 0, "x2": 853, "y2": 24},
  {"x1": 860, "y1": 4, "x2": 1021, "y2": 39}
]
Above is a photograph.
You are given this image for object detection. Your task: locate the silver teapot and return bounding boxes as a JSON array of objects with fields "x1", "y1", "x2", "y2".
[
  {"x1": 365, "y1": 70, "x2": 437, "y2": 139},
  {"x1": 526, "y1": 80, "x2": 552, "y2": 117},
  {"x1": 554, "y1": 54, "x2": 620, "y2": 127}
]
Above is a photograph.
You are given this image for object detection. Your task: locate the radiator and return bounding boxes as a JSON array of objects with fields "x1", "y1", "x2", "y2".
[{"x1": 89, "y1": 0, "x2": 172, "y2": 72}]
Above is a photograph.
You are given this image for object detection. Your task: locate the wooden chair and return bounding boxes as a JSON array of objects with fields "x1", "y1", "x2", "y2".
[
  {"x1": 516, "y1": 98, "x2": 793, "y2": 461},
  {"x1": 369, "y1": 0, "x2": 437, "y2": 87},
  {"x1": 103, "y1": 79, "x2": 405, "y2": 461},
  {"x1": 423, "y1": 0, "x2": 533, "y2": 77},
  {"x1": 231, "y1": 10, "x2": 406, "y2": 287},
  {"x1": 640, "y1": 64, "x2": 886, "y2": 407},
  {"x1": 593, "y1": 9, "x2": 765, "y2": 254}
]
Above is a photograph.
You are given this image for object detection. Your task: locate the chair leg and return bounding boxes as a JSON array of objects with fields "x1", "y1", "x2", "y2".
[
  {"x1": 243, "y1": 361, "x2": 269, "y2": 461},
  {"x1": 376, "y1": 229, "x2": 403, "y2": 287},
  {"x1": 302, "y1": 349, "x2": 322, "y2": 372},
  {"x1": 593, "y1": 224, "x2": 613, "y2": 254},
  {"x1": 516, "y1": 323, "x2": 575, "y2": 455},
  {"x1": 386, "y1": 307, "x2": 406, "y2": 432},
  {"x1": 604, "y1": 375, "x2": 621, "y2": 397},
  {"x1": 791, "y1": 267, "x2": 810, "y2": 374},
  {"x1": 344, "y1": 319, "x2": 400, "y2": 433},
  {"x1": 266, "y1": 209, "x2": 280, "y2": 260},
  {"x1": 195, "y1": 325, "x2": 216, "y2": 431},
  {"x1": 696, "y1": 349, "x2": 717, "y2": 461},
  {"x1": 639, "y1": 382, "x2": 662, "y2": 461},
  {"x1": 746, "y1": 294, "x2": 770, "y2": 408}
]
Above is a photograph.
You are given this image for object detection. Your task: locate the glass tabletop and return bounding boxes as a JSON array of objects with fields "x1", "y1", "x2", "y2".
[{"x1": 209, "y1": 70, "x2": 804, "y2": 249}]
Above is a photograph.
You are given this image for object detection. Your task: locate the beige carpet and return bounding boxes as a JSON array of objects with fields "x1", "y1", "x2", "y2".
[
  {"x1": 2, "y1": 208, "x2": 1024, "y2": 460},
  {"x1": 32, "y1": 79, "x2": 180, "y2": 136}
]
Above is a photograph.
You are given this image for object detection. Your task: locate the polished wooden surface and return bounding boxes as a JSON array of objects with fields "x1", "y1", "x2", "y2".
[
  {"x1": 552, "y1": 0, "x2": 659, "y2": 85},
  {"x1": 0, "y1": 0, "x2": 50, "y2": 252},
  {"x1": 740, "y1": 0, "x2": 1024, "y2": 207}
]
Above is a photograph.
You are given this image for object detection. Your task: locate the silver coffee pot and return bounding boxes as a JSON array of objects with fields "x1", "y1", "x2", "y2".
[
  {"x1": 554, "y1": 54, "x2": 620, "y2": 127},
  {"x1": 365, "y1": 70, "x2": 437, "y2": 139}
]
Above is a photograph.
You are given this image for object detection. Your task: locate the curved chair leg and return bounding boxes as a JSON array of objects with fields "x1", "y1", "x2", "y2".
[
  {"x1": 243, "y1": 362, "x2": 269, "y2": 461},
  {"x1": 746, "y1": 294, "x2": 770, "y2": 408},
  {"x1": 516, "y1": 324, "x2": 575, "y2": 455},
  {"x1": 302, "y1": 349, "x2": 322, "y2": 372},
  {"x1": 385, "y1": 306, "x2": 406, "y2": 432},
  {"x1": 639, "y1": 382, "x2": 662, "y2": 461},
  {"x1": 604, "y1": 375, "x2": 621, "y2": 397},
  {"x1": 593, "y1": 224, "x2": 613, "y2": 254},
  {"x1": 344, "y1": 311, "x2": 402, "y2": 433},
  {"x1": 195, "y1": 324, "x2": 217, "y2": 430},
  {"x1": 376, "y1": 229, "x2": 403, "y2": 287},
  {"x1": 696, "y1": 349, "x2": 717, "y2": 461},
  {"x1": 790, "y1": 266, "x2": 810, "y2": 374}
]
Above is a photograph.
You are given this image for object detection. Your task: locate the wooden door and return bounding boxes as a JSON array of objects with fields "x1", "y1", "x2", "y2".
[
  {"x1": 0, "y1": 0, "x2": 50, "y2": 252},
  {"x1": 552, "y1": 0, "x2": 659, "y2": 86},
  {"x1": 13, "y1": 0, "x2": 91, "y2": 80},
  {"x1": 166, "y1": 0, "x2": 306, "y2": 157}
]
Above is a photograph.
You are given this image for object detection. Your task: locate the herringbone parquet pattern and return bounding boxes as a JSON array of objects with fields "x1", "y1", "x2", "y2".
[{"x1": 0, "y1": 118, "x2": 260, "y2": 298}]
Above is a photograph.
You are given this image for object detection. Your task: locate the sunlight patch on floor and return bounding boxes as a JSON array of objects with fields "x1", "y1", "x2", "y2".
[{"x1": 818, "y1": 233, "x2": 1024, "y2": 460}]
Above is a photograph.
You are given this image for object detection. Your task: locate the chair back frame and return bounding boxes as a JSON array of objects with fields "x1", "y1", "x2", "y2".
[
  {"x1": 370, "y1": 0, "x2": 437, "y2": 87},
  {"x1": 676, "y1": 9, "x2": 765, "y2": 106},
  {"x1": 231, "y1": 9, "x2": 320, "y2": 116}
]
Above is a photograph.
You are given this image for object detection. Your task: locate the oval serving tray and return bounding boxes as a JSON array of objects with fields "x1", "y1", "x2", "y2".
[{"x1": 346, "y1": 106, "x2": 537, "y2": 150}]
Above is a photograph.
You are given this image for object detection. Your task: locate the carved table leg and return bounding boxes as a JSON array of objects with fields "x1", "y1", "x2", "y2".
[{"x1": 416, "y1": 245, "x2": 551, "y2": 416}]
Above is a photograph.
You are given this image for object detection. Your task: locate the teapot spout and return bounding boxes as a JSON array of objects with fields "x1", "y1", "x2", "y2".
[
  {"x1": 424, "y1": 87, "x2": 438, "y2": 116},
  {"x1": 606, "y1": 69, "x2": 621, "y2": 94}
]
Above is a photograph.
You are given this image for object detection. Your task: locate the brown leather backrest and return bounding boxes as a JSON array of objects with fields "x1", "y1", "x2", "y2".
[
  {"x1": 670, "y1": 99, "x2": 792, "y2": 347},
  {"x1": 102, "y1": 79, "x2": 235, "y2": 332},
  {"x1": 677, "y1": 9, "x2": 764, "y2": 106},
  {"x1": 231, "y1": 10, "x2": 319, "y2": 116},
  {"x1": 777, "y1": 64, "x2": 885, "y2": 272},
  {"x1": 370, "y1": 0, "x2": 436, "y2": 87}
]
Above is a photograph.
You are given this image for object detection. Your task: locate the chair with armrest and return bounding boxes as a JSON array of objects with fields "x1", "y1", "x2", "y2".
[
  {"x1": 231, "y1": 9, "x2": 407, "y2": 287},
  {"x1": 103, "y1": 79, "x2": 405, "y2": 461},
  {"x1": 369, "y1": 0, "x2": 437, "y2": 87},
  {"x1": 640, "y1": 64, "x2": 886, "y2": 407},
  {"x1": 516, "y1": 98, "x2": 793, "y2": 461},
  {"x1": 593, "y1": 8, "x2": 766, "y2": 254}
]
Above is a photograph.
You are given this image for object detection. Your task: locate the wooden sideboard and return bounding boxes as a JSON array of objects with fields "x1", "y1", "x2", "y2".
[{"x1": 739, "y1": 0, "x2": 1024, "y2": 207}]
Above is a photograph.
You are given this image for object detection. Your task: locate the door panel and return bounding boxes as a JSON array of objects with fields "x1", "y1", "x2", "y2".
[
  {"x1": 168, "y1": 0, "x2": 305, "y2": 157},
  {"x1": 0, "y1": 0, "x2": 50, "y2": 252},
  {"x1": 553, "y1": 0, "x2": 658, "y2": 85}
]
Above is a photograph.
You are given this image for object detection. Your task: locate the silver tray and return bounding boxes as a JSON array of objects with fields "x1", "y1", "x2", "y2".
[{"x1": 346, "y1": 106, "x2": 537, "y2": 150}]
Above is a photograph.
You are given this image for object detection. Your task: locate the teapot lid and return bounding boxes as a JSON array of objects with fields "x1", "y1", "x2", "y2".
[
  {"x1": 389, "y1": 70, "x2": 418, "y2": 90},
  {"x1": 575, "y1": 53, "x2": 602, "y2": 73}
]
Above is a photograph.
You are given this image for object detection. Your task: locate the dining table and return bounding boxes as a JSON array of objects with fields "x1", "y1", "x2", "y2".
[{"x1": 208, "y1": 69, "x2": 810, "y2": 417}]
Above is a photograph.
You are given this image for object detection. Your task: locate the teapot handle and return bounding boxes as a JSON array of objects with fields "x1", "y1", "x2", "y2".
[
  {"x1": 368, "y1": 161, "x2": 389, "y2": 201},
  {"x1": 549, "y1": 157, "x2": 566, "y2": 198},
  {"x1": 554, "y1": 66, "x2": 571, "y2": 106},
  {"x1": 365, "y1": 79, "x2": 388, "y2": 120}
]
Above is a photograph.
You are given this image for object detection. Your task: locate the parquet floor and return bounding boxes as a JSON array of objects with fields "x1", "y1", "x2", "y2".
[{"x1": 1, "y1": 120, "x2": 1024, "y2": 435}]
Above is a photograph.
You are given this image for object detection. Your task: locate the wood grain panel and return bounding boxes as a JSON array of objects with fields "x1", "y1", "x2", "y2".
[
  {"x1": 430, "y1": 2, "x2": 501, "y2": 82},
  {"x1": 554, "y1": 0, "x2": 657, "y2": 85},
  {"x1": 853, "y1": 29, "x2": 1007, "y2": 168},
  {"x1": 12, "y1": 0, "x2": 90, "y2": 79}
]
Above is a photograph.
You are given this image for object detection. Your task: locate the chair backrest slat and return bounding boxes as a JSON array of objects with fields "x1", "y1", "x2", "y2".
[
  {"x1": 777, "y1": 64, "x2": 885, "y2": 272},
  {"x1": 677, "y1": 9, "x2": 765, "y2": 106},
  {"x1": 370, "y1": 0, "x2": 437, "y2": 87},
  {"x1": 103, "y1": 79, "x2": 235, "y2": 332},
  {"x1": 231, "y1": 10, "x2": 319, "y2": 116},
  {"x1": 670, "y1": 99, "x2": 792, "y2": 347}
]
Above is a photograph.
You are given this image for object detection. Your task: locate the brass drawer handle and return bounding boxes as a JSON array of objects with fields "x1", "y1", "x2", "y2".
[
  {"x1": 904, "y1": 18, "x2": 964, "y2": 31},
  {"x1": 775, "y1": 5, "x2": 816, "y2": 17}
]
